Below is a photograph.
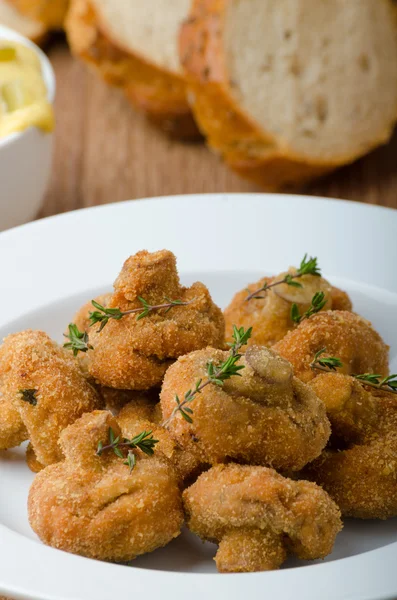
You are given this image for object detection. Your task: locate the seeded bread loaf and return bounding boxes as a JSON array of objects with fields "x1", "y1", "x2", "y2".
[
  {"x1": 66, "y1": 0, "x2": 199, "y2": 139},
  {"x1": 6, "y1": 0, "x2": 68, "y2": 29},
  {"x1": 180, "y1": 0, "x2": 397, "y2": 188},
  {"x1": 0, "y1": 0, "x2": 46, "y2": 44}
]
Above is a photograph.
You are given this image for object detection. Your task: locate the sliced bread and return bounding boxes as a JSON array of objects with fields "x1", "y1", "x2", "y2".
[
  {"x1": 180, "y1": 0, "x2": 397, "y2": 188},
  {"x1": 66, "y1": 0, "x2": 200, "y2": 139},
  {"x1": 0, "y1": 0, "x2": 46, "y2": 44},
  {"x1": 6, "y1": 0, "x2": 69, "y2": 29}
]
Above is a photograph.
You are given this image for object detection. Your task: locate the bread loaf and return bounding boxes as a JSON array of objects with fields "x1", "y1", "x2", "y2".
[
  {"x1": 180, "y1": 0, "x2": 397, "y2": 188},
  {"x1": 0, "y1": 0, "x2": 46, "y2": 44},
  {"x1": 6, "y1": 0, "x2": 68, "y2": 29},
  {"x1": 66, "y1": 0, "x2": 200, "y2": 139}
]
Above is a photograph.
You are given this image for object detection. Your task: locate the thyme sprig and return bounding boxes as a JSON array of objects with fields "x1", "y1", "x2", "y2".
[
  {"x1": 89, "y1": 297, "x2": 194, "y2": 332},
  {"x1": 291, "y1": 291, "x2": 327, "y2": 324},
  {"x1": 310, "y1": 348, "x2": 343, "y2": 373},
  {"x1": 162, "y1": 325, "x2": 252, "y2": 426},
  {"x1": 310, "y1": 350, "x2": 397, "y2": 395},
  {"x1": 246, "y1": 254, "x2": 321, "y2": 301},
  {"x1": 63, "y1": 323, "x2": 93, "y2": 356},
  {"x1": 97, "y1": 427, "x2": 159, "y2": 472},
  {"x1": 19, "y1": 388, "x2": 38, "y2": 406},
  {"x1": 354, "y1": 373, "x2": 397, "y2": 395}
]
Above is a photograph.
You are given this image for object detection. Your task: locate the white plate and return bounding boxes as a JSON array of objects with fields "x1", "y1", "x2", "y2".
[{"x1": 0, "y1": 194, "x2": 397, "y2": 600}]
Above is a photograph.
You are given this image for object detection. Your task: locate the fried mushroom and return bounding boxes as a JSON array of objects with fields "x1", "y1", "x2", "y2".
[
  {"x1": 28, "y1": 411, "x2": 183, "y2": 561},
  {"x1": 224, "y1": 268, "x2": 352, "y2": 347},
  {"x1": 161, "y1": 345, "x2": 330, "y2": 471},
  {"x1": 81, "y1": 250, "x2": 225, "y2": 390},
  {"x1": 0, "y1": 330, "x2": 101, "y2": 467},
  {"x1": 183, "y1": 464, "x2": 342, "y2": 572},
  {"x1": 303, "y1": 374, "x2": 397, "y2": 519},
  {"x1": 274, "y1": 311, "x2": 389, "y2": 383}
]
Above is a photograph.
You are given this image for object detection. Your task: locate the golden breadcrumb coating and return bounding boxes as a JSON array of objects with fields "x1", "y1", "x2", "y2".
[
  {"x1": 274, "y1": 311, "x2": 389, "y2": 383},
  {"x1": 0, "y1": 361, "x2": 27, "y2": 450},
  {"x1": 0, "y1": 393, "x2": 27, "y2": 450},
  {"x1": 0, "y1": 330, "x2": 101, "y2": 467},
  {"x1": 161, "y1": 345, "x2": 330, "y2": 471},
  {"x1": 117, "y1": 399, "x2": 203, "y2": 485},
  {"x1": 26, "y1": 442, "x2": 44, "y2": 473},
  {"x1": 304, "y1": 377, "x2": 397, "y2": 519},
  {"x1": 309, "y1": 372, "x2": 379, "y2": 444},
  {"x1": 224, "y1": 269, "x2": 352, "y2": 347},
  {"x1": 28, "y1": 411, "x2": 183, "y2": 561},
  {"x1": 329, "y1": 286, "x2": 353, "y2": 312},
  {"x1": 83, "y1": 250, "x2": 225, "y2": 390},
  {"x1": 100, "y1": 386, "x2": 161, "y2": 414},
  {"x1": 183, "y1": 464, "x2": 342, "y2": 572}
]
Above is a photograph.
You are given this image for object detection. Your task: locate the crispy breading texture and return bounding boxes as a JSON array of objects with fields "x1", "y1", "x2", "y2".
[
  {"x1": 161, "y1": 345, "x2": 330, "y2": 471},
  {"x1": 0, "y1": 330, "x2": 101, "y2": 467},
  {"x1": 85, "y1": 250, "x2": 225, "y2": 390},
  {"x1": 26, "y1": 442, "x2": 44, "y2": 473},
  {"x1": 309, "y1": 372, "x2": 379, "y2": 444},
  {"x1": 183, "y1": 464, "x2": 342, "y2": 572},
  {"x1": 100, "y1": 386, "x2": 161, "y2": 414},
  {"x1": 274, "y1": 311, "x2": 389, "y2": 383},
  {"x1": 304, "y1": 375, "x2": 397, "y2": 519},
  {"x1": 0, "y1": 394, "x2": 27, "y2": 450},
  {"x1": 28, "y1": 410, "x2": 183, "y2": 561},
  {"x1": 117, "y1": 399, "x2": 203, "y2": 485},
  {"x1": 224, "y1": 270, "x2": 352, "y2": 347}
]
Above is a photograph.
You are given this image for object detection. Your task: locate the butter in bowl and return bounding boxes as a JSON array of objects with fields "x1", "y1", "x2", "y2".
[{"x1": 0, "y1": 24, "x2": 55, "y2": 231}]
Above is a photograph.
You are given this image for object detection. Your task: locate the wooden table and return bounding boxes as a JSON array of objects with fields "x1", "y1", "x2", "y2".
[{"x1": 34, "y1": 40, "x2": 396, "y2": 216}]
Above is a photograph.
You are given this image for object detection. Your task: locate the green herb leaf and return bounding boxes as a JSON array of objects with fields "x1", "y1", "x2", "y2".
[
  {"x1": 297, "y1": 254, "x2": 321, "y2": 277},
  {"x1": 312, "y1": 348, "x2": 343, "y2": 371},
  {"x1": 291, "y1": 291, "x2": 327, "y2": 324},
  {"x1": 63, "y1": 323, "x2": 93, "y2": 356},
  {"x1": 19, "y1": 388, "x2": 38, "y2": 406}
]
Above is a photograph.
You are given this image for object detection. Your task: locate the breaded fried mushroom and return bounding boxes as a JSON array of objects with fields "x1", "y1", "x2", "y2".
[
  {"x1": 83, "y1": 250, "x2": 225, "y2": 390},
  {"x1": 0, "y1": 360, "x2": 27, "y2": 450},
  {"x1": 183, "y1": 464, "x2": 342, "y2": 572},
  {"x1": 303, "y1": 374, "x2": 397, "y2": 519},
  {"x1": 309, "y1": 372, "x2": 379, "y2": 444},
  {"x1": 28, "y1": 411, "x2": 184, "y2": 561},
  {"x1": 161, "y1": 345, "x2": 330, "y2": 471},
  {"x1": 100, "y1": 387, "x2": 161, "y2": 414},
  {"x1": 0, "y1": 330, "x2": 101, "y2": 468},
  {"x1": 0, "y1": 394, "x2": 27, "y2": 450},
  {"x1": 117, "y1": 399, "x2": 203, "y2": 485},
  {"x1": 274, "y1": 311, "x2": 389, "y2": 383},
  {"x1": 224, "y1": 269, "x2": 352, "y2": 347}
]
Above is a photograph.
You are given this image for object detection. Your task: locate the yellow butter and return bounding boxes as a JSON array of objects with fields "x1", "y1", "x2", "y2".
[{"x1": 0, "y1": 41, "x2": 54, "y2": 138}]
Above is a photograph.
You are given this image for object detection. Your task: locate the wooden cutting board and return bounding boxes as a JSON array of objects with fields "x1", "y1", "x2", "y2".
[{"x1": 40, "y1": 41, "x2": 397, "y2": 218}]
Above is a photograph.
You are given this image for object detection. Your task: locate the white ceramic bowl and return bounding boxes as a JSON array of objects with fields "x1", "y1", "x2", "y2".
[
  {"x1": 0, "y1": 25, "x2": 55, "y2": 231},
  {"x1": 0, "y1": 195, "x2": 397, "y2": 600}
]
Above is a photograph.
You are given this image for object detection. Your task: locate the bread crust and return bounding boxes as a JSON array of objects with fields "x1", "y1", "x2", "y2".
[
  {"x1": 6, "y1": 0, "x2": 68, "y2": 29},
  {"x1": 180, "y1": 0, "x2": 397, "y2": 188},
  {"x1": 66, "y1": 0, "x2": 200, "y2": 139},
  {"x1": 1, "y1": 0, "x2": 48, "y2": 45}
]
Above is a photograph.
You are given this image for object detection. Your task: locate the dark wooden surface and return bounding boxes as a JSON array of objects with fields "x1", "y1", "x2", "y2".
[{"x1": 39, "y1": 41, "x2": 397, "y2": 219}]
